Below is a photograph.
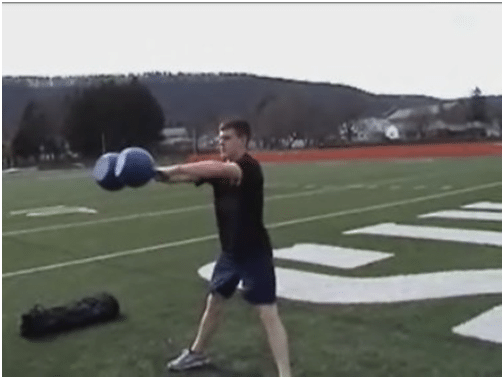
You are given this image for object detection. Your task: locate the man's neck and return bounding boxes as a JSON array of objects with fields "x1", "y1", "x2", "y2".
[{"x1": 229, "y1": 149, "x2": 247, "y2": 162}]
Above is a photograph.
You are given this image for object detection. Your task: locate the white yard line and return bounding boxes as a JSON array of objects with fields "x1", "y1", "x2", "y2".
[
  {"x1": 2, "y1": 175, "x2": 418, "y2": 237},
  {"x1": 264, "y1": 182, "x2": 299, "y2": 189},
  {"x1": 2, "y1": 234, "x2": 218, "y2": 279},
  {"x1": 38, "y1": 172, "x2": 91, "y2": 181},
  {"x1": 392, "y1": 158, "x2": 435, "y2": 163},
  {"x1": 3, "y1": 181, "x2": 500, "y2": 279}
]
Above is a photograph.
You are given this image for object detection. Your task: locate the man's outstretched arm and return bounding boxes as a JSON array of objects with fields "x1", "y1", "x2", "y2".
[
  {"x1": 156, "y1": 160, "x2": 242, "y2": 185},
  {"x1": 154, "y1": 170, "x2": 198, "y2": 184}
]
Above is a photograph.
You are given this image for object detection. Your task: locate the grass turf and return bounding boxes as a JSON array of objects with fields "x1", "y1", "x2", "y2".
[{"x1": 2, "y1": 156, "x2": 502, "y2": 376}]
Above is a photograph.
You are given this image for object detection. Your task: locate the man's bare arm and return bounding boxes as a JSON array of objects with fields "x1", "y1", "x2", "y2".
[
  {"x1": 154, "y1": 169, "x2": 199, "y2": 184},
  {"x1": 156, "y1": 160, "x2": 242, "y2": 185}
]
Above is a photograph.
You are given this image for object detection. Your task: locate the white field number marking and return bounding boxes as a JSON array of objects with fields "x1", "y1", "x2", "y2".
[
  {"x1": 462, "y1": 202, "x2": 502, "y2": 211},
  {"x1": 452, "y1": 305, "x2": 502, "y2": 343},
  {"x1": 9, "y1": 205, "x2": 97, "y2": 217},
  {"x1": 10, "y1": 205, "x2": 66, "y2": 215},
  {"x1": 344, "y1": 223, "x2": 502, "y2": 246},
  {"x1": 198, "y1": 247, "x2": 502, "y2": 343},
  {"x1": 199, "y1": 197, "x2": 502, "y2": 343},
  {"x1": 198, "y1": 262, "x2": 501, "y2": 304},
  {"x1": 273, "y1": 244, "x2": 393, "y2": 269},
  {"x1": 419, "y1": 210, "x2": 502, "y2": 222}
]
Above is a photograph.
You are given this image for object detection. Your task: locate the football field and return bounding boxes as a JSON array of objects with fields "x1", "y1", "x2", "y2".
[{"x1": 2, "y1": 155, "x2": 502, "y2": 376}]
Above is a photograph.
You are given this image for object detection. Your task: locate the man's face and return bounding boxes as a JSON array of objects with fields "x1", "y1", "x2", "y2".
[{"x1": 218, "y1": 128, "x2": 245, "y2": 160}]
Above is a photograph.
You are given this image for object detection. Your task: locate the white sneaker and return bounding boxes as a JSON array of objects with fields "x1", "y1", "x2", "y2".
[{"x1": 166, "y1": 348, "x2": 211, "y2": 371}]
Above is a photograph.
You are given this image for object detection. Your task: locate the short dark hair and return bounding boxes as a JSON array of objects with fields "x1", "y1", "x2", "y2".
[{"x1": 219, "y1": 119, "x2": 251, "y2": 144}]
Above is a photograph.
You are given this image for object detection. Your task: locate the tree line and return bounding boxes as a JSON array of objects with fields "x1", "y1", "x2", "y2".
[
  {"x1": 11, "y1": 78, "x2": 165, "y2": 161},
  {"x1": 7, "y1": 73, "x2": 500, "y2": 166}
]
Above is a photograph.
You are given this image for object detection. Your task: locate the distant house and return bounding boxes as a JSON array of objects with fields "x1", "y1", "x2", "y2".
[
  {"x1": 160, "y1": 127, "x2": 191, "y2": 146},
  {"x1": 159, "y1": 127, "x2": 193, "y2": 152},
  {"x1": 427, "y1": 120, "x2": 492, "y2": 139},
  {"x1": 351, "y1": 117, "x2": 401, "y2": 143},
  {"x1": 349, "y1": 103, "x2": 448, "y2": 143},
  {"x1": 385, "y1": 101, "x2": 497, "y2": 140},
  {"x1": 387, "y1": 104, "x2": 440, "y2": 123},
  {"x1": 387, "y1": 101, "x2": 472, "y2": 128}
]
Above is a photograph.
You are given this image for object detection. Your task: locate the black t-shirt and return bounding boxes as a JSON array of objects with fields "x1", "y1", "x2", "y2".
[{"x1": 195, "y1": 153, "x2": 272, "y2": 260}]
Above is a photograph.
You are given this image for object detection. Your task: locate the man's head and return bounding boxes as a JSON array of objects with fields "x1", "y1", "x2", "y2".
[{"x1": 218, "y1": 120, "x2": 251, "y2": 161}]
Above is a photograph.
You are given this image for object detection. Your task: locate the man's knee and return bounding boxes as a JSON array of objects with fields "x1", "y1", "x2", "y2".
[
  {"x1": 205, "y1": 292, "x2": 226, "y2": 316},
  {"x1": 256, "y1": 303, "x2": 280, "y2": 325}
]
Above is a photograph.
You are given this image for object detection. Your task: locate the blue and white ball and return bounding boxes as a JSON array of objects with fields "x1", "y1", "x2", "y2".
[
  {"x1": 92, "y1": 152, "x2": 125, "y2": 191},
  {"x1": 114, "y1": 147, "x2": 156, "y2": 187}
]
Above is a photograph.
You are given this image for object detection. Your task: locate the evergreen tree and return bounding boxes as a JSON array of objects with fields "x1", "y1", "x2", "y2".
[
  {"x1": 469, "y1": 87, "x2": 487, "y2": 122},
  {"x1": 12, "y1": 101, "x2": 49, "y2": 160},
  {"x1": 64, "y1": 80, "x2": 165, "y2": 157}
]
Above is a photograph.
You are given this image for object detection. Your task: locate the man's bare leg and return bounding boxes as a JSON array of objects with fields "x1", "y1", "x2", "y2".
[
  {"x1": 256, "y1": 303, "x2": 291, "y2": 377},
  {"x1": 191, "y1": 293, "x2": 225, "y2": 353}
]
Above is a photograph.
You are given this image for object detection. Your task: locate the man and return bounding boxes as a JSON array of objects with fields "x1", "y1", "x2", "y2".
[{"x1": 155, "y1": 120, "x2": 291, "y2": 377}]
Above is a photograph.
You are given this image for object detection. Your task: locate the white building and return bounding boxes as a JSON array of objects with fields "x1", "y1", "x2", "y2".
[{"x1": 160, "y1": 127, "x2": 192, "y2": 146}]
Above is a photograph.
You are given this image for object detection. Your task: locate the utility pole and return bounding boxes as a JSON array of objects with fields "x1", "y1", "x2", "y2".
[
  {"x1": 193, "y1": 127, "x2": 199, "y2": 155},
  {"x1": 101, "y1": 133, "x2": 106, "y2": 154}
]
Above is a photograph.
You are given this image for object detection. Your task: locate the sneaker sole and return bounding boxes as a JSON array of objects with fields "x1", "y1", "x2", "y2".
[{"x1": 167, "y1": 358, "x2": 211, "y2": 371}]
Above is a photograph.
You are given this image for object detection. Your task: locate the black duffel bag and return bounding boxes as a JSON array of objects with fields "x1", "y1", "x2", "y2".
[{"x1": 20, "y1": 292, "x2": 120, "y2": 338}]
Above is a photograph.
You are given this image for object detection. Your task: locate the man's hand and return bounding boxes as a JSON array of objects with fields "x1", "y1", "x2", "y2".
[{"x1": 154, "y1": 169, "x2": 170, "y2": 183}]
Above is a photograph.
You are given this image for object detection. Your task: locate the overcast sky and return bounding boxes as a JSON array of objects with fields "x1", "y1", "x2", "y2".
[{"x1": 2, "y1": 2, "x2": 502, "y2": 99}]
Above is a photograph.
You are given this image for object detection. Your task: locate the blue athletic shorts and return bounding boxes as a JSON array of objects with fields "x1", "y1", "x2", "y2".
[{"x1": 209, "y1": 252, "x2": 276, "y2": 304}]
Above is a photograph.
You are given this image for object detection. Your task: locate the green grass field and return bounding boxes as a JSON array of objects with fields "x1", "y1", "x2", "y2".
[{"x1": 3, "y1": 156, "x2": 502, "y2": 376}]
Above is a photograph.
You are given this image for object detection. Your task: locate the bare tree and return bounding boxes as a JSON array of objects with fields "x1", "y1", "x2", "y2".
[{"x1": 256, "y1": 88, "x2": 313, "y2": 142}]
